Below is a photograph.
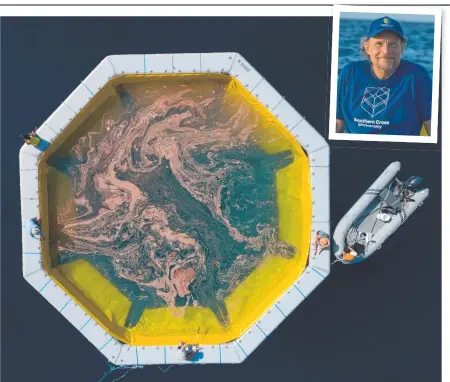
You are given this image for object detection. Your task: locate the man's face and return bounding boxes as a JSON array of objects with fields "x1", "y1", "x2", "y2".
[{"x1": 364, "y1": 31, "x2": 404, "y2": 74}]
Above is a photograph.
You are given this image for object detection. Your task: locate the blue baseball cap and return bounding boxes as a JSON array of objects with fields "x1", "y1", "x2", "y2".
[{"x1": 367, "y1": 16, "x2": 405, "y2": 39}]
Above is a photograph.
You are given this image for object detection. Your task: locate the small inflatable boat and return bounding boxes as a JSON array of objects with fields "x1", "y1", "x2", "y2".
[{"x1": 333, "y1": 161, "x2": 429, "y2": 264}]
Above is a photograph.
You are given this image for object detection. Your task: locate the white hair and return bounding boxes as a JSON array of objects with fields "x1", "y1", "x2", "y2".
[{"x1": 360, "y1": 35, "x2": 407, "y2": 60}]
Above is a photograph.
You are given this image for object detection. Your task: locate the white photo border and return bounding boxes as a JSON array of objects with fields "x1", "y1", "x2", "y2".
[{"x1": 329, "y1": 5, "x2": 442, "y2": 144}]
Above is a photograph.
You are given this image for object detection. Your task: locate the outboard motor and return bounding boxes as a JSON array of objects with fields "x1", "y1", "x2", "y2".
[
  {"x1": 397, "y1": 176, "x2": 423, "y2": 202},
  {"x1": 405, "y1": 176, "x2": 424, "y2": 190}
]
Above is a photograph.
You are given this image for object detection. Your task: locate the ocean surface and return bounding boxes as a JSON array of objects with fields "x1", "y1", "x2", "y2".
[
  {"x1": 338, "y1": 18, "x2": 435, "y2": 79},
  {"x1": 1, "y1": 17, "x2": 441, "y2": 382}
]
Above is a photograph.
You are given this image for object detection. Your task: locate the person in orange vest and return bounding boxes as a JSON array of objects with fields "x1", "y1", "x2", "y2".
[
  {"x1": 314, "y1": 230, "x2": 330, "y2": 255},
  {"x1": 342, "y1": 246, "x2": 359, "y2": 262}
]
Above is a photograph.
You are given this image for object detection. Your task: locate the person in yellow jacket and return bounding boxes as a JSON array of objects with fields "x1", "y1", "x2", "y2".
[{"x1": 20, "y1": 127, "x2": 50, "y2": 151}]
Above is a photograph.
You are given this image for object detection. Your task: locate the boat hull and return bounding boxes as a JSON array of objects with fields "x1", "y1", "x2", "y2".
[{"x1": 333, "y1": 162, "x2": 429, "y2": 264}]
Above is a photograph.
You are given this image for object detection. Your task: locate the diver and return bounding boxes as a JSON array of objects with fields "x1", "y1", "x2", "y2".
[
  {"x1": 20, "y1": 127, "x2": 50, "y2": 152},
  {"x1": 115, "y1": 84, "x2": 135, "y2": 109}
]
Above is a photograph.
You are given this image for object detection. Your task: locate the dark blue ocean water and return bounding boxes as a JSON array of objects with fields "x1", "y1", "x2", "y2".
[
  {"x1": 338, "y1": 18, "x2": 435, "y2": 79},
  {"x1": 1, "y1": 17, "x2": 441, "y2": 382}
]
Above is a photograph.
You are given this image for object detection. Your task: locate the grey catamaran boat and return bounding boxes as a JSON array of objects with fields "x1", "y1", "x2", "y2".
[{"x1": 333, "y1": 161, "x2": 429, "y2": 264}]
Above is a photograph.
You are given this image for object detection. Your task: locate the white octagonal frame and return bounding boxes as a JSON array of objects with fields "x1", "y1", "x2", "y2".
[{"x1": 20, "y1": 53, "x2": 330, "y2": 366}]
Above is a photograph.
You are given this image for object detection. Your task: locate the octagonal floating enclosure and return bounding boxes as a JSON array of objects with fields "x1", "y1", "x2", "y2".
[{"x1": 20, "y1": 53, "x2": 330, "y2": 365}]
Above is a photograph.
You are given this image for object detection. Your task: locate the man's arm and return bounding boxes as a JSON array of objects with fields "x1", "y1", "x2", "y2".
[
  {"x1": 336, "y1": 65, "x2": 349, "y2": 133},
  {"x1": 416, "y1": 67, "x2": 432, "y2": 136},
  {"x1": 423, "y1": 120, "x2": 431, "y2": 136},
  {"x1": 336, "y1": 119, "x2": 345, "y2": 133}
]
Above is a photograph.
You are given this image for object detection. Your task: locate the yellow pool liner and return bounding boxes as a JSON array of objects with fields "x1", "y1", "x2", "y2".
[{"x1": 38, "y1": 73, "x2": 312, "y2": 345}]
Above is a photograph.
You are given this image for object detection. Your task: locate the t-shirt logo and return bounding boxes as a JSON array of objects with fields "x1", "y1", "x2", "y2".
[{"x1": 361, "y1": 86, "x2": 391, "y2": 117}]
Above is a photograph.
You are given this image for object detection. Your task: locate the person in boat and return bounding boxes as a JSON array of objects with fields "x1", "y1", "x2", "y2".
[
  {"x1": 336, "y1": 16, "x2": 432, "y2": 136},
  {"x1": 20, "y1": 127, "x2": 50, "y2": 152},
  {"x1": 115, "y1": 84, "x2": 134, "y2": 109},
  {"x1": 342, "y1": 242, "x2": 365, "y2": 262},
  {"x1": 314, "y1": 230, "x2": 330, "y2": 255},
  {"x1": 343, "y1": 246, "x2": 358, "y2": 262}
]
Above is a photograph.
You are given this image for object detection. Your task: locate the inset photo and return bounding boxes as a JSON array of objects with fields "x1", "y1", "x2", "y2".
[{"x1": 329, "y1": 6, "x2": 442, "y2": 143}]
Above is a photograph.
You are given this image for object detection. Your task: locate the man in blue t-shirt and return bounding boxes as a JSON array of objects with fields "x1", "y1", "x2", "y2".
[{"x1": 336, "y1": 16, "x2": 432, "y2": 136}]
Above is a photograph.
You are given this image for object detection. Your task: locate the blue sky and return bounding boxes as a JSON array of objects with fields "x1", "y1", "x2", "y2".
[{"x1": 341, "y1": 12, "x2": 435, "y2": 23}]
